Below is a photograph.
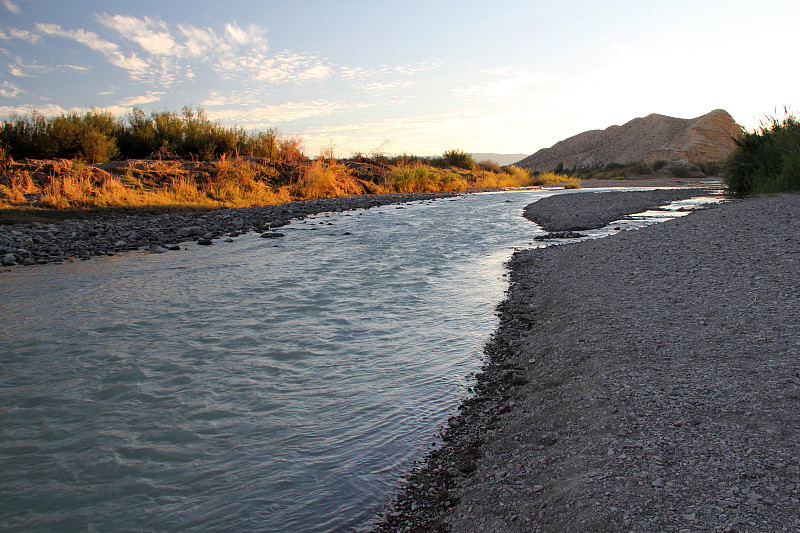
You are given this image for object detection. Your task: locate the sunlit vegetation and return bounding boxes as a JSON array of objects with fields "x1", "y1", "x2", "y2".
[
  {"x1": 0, "y1": 106, "x2": 278, "y2": 162},
  {"x1": 723, "y1": 110, "x2": 800, "y2": 197},
  {"x1": 0, "y1": 107, "x2": 581, "y2": 216},
  {"x1": 530, "y1": 171, "x2": 582, "y2": 188}
]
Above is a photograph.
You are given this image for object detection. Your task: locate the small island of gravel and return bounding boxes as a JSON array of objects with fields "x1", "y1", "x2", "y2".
[
  {"x1": 376, "y1": 191, "x2": 800, "y2": 532},
  {"x1": 522, "y1": 188, "x2": 715, "y2": 232}
]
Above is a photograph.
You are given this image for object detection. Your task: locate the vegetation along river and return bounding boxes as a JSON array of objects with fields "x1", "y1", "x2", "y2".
[{"x1": 0, "y1": 188, "x2": 718, "y2": 531}]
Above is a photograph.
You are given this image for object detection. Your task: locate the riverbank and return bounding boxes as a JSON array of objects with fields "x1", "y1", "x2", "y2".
[
  {"x1": 376, "y1": 192, "x2": 800, "y2": 531},
  {"x1": 0, "y1": 191, "x2": 457, "y2": 268}
]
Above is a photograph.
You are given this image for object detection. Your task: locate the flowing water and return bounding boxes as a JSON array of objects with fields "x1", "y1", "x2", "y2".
[{"x1": 0, "y1": 189, "x2": 720, "y2": 532}]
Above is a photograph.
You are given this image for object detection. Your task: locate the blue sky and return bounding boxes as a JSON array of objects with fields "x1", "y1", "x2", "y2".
[{"x1": 1, "y1": 0, "x2": 798, "y2": 157}]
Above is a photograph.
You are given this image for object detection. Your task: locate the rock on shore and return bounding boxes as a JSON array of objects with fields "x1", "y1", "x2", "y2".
[
  {"x1": 0, "y1": 192, "x2": 456, "y2": 268},
  {"x1": 376, "y1": 193, "x2": 800, "y2": 532}
]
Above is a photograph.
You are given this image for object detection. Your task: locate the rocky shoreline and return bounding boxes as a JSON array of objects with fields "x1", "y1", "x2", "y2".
[
  {"x1": 375, "y1": 191, "x2": 800, "y2": 532},
  {"x1": 0, "y1": 192, "x2": 457, "y2": 268}
]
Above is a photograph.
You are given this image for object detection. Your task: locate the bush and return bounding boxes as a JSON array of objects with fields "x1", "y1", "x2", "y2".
[
  {"x1": 723, "y1": 111, "x2": 800, "y2": 197},
  {"x1": 442, "y1": 149, "x2": 476, "y2": 170},
  {"x1": 478, "y1": 159, "x2": 501, "y2": 173},
  {"x1": 671, "y1": 164, "x2": 690, "y2": 178},
  {"x1": 0, "y1": 106, "x2": 298, "y2": 162}
]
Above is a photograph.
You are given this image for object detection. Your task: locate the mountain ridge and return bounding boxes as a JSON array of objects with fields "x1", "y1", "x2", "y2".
[{"x1": 517, "y1": 109, "x2": 743, "y2": 172}]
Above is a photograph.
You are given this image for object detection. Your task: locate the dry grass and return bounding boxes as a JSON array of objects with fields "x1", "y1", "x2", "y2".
[
  {"x1": 0, "y1": 153, "x2": 577, "y2": 216},
  {"x1": 292, "y1": 159, "x2": 365, "y2": 198},
  {"x1": 531, "y1": 171, "x2": 581, "y2": 188},
  {"x1": 380, "y1": 163, "x2": 466, "y2": 193}
]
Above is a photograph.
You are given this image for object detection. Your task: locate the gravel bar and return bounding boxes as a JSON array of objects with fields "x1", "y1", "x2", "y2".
[
  {"x1": 376, "y1": 192, "x2": 800, "y2": 532},
  {"x1": 523, "y1": 188, "x2": 716, "y2": 232},
  {"x1": 0, "y1": 192, "x2": 457, "y2": 268}
]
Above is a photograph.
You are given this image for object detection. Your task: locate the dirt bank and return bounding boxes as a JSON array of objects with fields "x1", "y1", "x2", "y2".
[{"x1": 376, "y1": 192, "x2": 800, "y2": 532}]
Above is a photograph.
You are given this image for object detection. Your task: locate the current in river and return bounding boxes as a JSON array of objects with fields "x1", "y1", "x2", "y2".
[{"x1": 0, "y1": 188, "x2": 713, "y2": 531}]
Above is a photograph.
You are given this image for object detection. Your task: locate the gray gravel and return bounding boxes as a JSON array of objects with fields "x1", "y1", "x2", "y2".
[
  {"x1": 523, "y1": 188, "x2": 715, "y2": 231},
  {"x1": 377, "y1": 192, "x2": 800, "y2": 532},
  {"x1": 0, "y1": 192, "x2": 456, "y2": 268}
]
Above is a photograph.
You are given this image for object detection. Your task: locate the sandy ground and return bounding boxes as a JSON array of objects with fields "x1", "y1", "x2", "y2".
[{"x1": 375, "y1": 191, "x2": 800, "y2": 532}]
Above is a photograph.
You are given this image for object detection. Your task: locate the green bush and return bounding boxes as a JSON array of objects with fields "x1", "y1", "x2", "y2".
[
  {"x1": 0, "y1": 106, "x2": 292, "y2": 162},
  {"x1": 672, "y1": 165, "x2": 690, "y2": 178},
  {"x1": 723, "y1": 111, "x2": 800, "y2": 197},
  {"x1": 442, "y1": 149, "x2": 476, "y2": 170}
]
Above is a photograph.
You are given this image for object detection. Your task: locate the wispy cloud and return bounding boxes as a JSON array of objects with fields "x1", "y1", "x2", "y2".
[
  {"x1": 36, "y1": 22, "x2": 150, "y2": 78},
  {"x1": 453, "y1": 69, "x2": 560, "y2": 101},
  {"x1": 0, "y1": 103, "x2": 73, "y2": 118},
  {"x1": 6, "y1": 55, "x2": 88, "y2": 77},
  {"x1": 96, "y1": 14, "x2": 179, "y2": 56},
  {"x1": 205, "y1": 100, "x2": 347, "y2": 127},
  {"x1": 118, "y1": 91, "x2": 164, "y2": 106},
  {"x1": 2, "y1": 0, "x2": 20, "y2": 15},
  {"x1": 253, "y1": 50, "x2": 333, "y2": 83},
  {"x1": 0, "y1": 79, "x2": 23, "y2": 98},
  {"x1": 0, "y1": 28, "x2": 41, "y2": 44}
]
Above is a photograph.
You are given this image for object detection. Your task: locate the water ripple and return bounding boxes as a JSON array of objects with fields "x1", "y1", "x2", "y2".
[{"x1": 0, "y1": 189, "x2": 576, "y2": 532}]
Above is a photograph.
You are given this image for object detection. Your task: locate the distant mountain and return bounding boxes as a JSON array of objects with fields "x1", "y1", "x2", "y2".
[
  {"x1": 471, "y1": 153, "x2": 529, "y2": 166},
  {"x1": 517, "y1": 109, "x2": 743, "y2": 172}
]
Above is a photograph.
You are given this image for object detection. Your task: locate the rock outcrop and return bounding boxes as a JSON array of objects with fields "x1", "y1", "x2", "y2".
[{"x1": 517, "y1": 109, "x2": 743, "y2": 172}]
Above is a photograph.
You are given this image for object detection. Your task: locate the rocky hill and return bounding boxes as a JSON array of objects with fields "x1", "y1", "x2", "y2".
[{"x1": 517, "y1": 109, "x2": 743, "y2": 172}]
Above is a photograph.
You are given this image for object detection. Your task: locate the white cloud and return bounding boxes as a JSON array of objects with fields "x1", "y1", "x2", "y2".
[
  {"x1": 36, "y1": 22, "x2": 150, "y2": 78},
  {"x1": 224, "y1": 23, "x2": 266, "y2": 48},
  {"x1": 0, "y1": 79, "x2": 23, "y2": 97},
  {"x1": 8, "y1": 65, "x2": 28, "y2": 77},
  {"x1": 118, "y1": 92, "x2": 164, "y2": 106},
  {"x1": 2, "y1": 0, "x2": 20, "y2": 15},
  {"x1": 0, "y1": 103, "x2": 73, "y2": 118},
  {"x1": 178, "y1": 24, "x2": 224, "y2": 57},
  {"x1": 253, "y1": 50, "x2": 333, "y2": 83},
  {"x1": 96, "y1": 13, "x2": 179, "y2": 56},
  {"x1": 200, "y1": 91, "x2": 232, "y2": 106},
  {"x1": 0, "y1": 28, "x2": 41, "y2": 44}
]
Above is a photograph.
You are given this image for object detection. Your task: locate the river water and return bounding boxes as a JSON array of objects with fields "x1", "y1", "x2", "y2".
[{"x1": 0, "y1": 189, "x2": 716, "y2": 532}]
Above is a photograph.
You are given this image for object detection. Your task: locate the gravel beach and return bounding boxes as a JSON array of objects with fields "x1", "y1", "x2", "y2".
[{"x1": 377, "y1": 191, "x2": 800, "y2": 532}]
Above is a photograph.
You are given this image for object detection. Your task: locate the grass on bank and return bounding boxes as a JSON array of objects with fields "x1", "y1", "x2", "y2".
[
  {"x1": 723, "y1": 110, "x2": 800, "y2": 197},
  {"x1": 0, "y1": 155, "x2": 578, "y2": 222},
  {"x1": 0, "y1": 106, "x2": 580, "y2": 221}
]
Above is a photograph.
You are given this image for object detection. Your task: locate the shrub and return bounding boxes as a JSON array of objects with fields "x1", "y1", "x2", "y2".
[
  {"x1": 442, "y1": 149, "x2": 476, "y2": 170},
  {"x1": 723, "y1": 111, "x2": 800, "y2": 197},
  {"x1": 671, "y1": 164, "x2": 690, "y2": 178},
  {"x1": 478, "y1": 159, "x2": 502, "y2": 173},
  {"x1": 278, "y1": 136, "x2": 305, "y2": 164},
  {"x1": 530, "y1": 171, "x2": 581, "y2": 188}
]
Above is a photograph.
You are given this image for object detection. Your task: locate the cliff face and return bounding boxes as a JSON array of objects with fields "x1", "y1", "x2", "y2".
[{"x1": 517, "y1": 109, "x2": 743, "y2": 172}]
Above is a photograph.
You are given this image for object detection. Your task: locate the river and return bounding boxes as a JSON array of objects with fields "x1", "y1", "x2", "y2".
[{"x1": 0, "y1": 188, "x2": 715, "y2": 531}]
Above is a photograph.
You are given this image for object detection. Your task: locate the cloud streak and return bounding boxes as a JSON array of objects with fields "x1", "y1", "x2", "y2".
[
  {"x1": 2, "y1": 0, "x2": 20, "y2": 15},
  {"x1": 36, "y1": 22, "x2": 150, "y2": 77},
  {"x1": 205, "y1": 100, "x2": 347, "y2": 127}
]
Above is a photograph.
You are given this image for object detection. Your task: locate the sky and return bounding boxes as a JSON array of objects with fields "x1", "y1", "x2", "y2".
[{"x1": 1, "y1": 0, "x2": 798, "y2": 157}]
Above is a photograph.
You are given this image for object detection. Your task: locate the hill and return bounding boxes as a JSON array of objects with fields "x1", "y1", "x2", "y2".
[{"x1": 517, "y1": 109, "x2": 743, "y2": 172}]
